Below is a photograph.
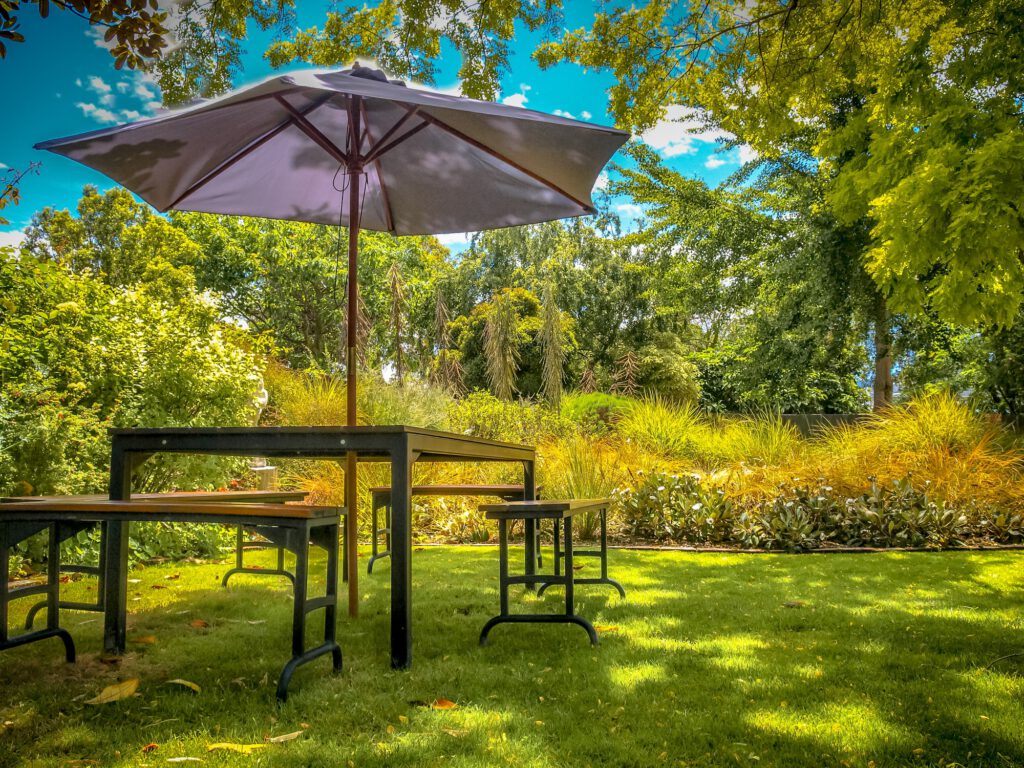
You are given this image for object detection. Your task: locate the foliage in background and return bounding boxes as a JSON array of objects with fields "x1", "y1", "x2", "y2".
[{"x1": 0, "y1": 247, "x2": 263, "y2": 498}]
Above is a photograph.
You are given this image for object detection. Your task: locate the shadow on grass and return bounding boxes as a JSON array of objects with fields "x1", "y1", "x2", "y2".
[{"x1": 1, "y1": 548, "x2": 1022, "y2": 767}]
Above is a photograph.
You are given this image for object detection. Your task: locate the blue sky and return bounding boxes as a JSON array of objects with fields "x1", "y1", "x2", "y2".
[{"x1": 0, "y1": 2, "x2": 748, "y2": 251}]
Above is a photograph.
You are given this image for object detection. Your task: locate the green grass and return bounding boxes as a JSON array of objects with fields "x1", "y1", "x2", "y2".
[{"x1": 2, "y1": 546, "x2": 1024, "y2": 767}]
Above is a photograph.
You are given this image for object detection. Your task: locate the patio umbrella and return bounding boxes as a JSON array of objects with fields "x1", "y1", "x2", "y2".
[{"x1": 36, "y1": 64, "x2": 629, "y2": 614}]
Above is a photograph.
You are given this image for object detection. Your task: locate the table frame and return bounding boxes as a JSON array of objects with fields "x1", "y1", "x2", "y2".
[{"x1": 107, "y1": 426, "x2": 536, "y2": 669}]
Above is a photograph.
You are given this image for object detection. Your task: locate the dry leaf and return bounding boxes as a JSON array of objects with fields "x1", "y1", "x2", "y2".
[
  {"x1": 165, "y1": 574, "x2": 180, "y2": 581},
  {"x1": 430, "y1": 698, "x2": 458, "y2": 710},
  {"x1": 266, "y1": 731, "x2": 303, "y2": 743},
  {"x1": 398, "y1": 715, "x2": 408, "y2": 724},
  {"x1": 130, "y1": 634, "x2": 157, "y2": 645},
  {"x1": 167, "y1": 679, "x2": 201, "y2": 694},
  {"x1": 86, "y1": 678, "x2": 139, "y2": 705},
  {"x1": 151, "y1": 584, "x2": 168, "y2": 590},
  {"x1": 595, "y1": 625, "x2": 619, "y2": 633},
  {"x1": 385, "y1": 725, "x2": 395, "y2": 735},
  {"x1": 141, "y1": 743, "x2": 159, "y2": 754},
  {"x1": 189, "y1": 619, "x2": 210, "y2": 629},
  {"x1": 206, "y1": 743, "x2": 267, "y2": 754}
]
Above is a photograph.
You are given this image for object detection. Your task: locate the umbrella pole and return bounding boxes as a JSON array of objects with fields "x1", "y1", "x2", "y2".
[{"x1": 345, "y1": 99, "x2": 362, "y2": 618}]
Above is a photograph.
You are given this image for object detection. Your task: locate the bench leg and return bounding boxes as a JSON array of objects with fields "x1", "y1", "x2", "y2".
[
  {"x1": 25, "y1": 522, "x2": 105, "y2": 630},
  {"x1": 222, "y1": 525, "x2": 296, "y2": 587},
  {"x1": 539, "y1": 507, "x2": 625, "y2": 599},
  {"x1": 367, "y1": 495, "x2": 392, "y2": 574},
  {"x1": 276, "y1": 521, "x2": 343, "y2": 703},
  {"x1": 480, "y1": 516, "x2": 597, "y2": 647},
  {"x1": 1, "y1": 523, "x2": 76, "y2": 663}
]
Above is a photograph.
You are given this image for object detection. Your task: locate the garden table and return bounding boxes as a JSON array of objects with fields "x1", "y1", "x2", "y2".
[{"x1": 105, "y1": 426, "x2": 536, "y2": 669}]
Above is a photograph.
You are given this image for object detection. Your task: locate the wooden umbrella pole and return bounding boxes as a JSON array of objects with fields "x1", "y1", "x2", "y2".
[{"x1": 345, "y1": 97, "x2": 363, "y2": 618}]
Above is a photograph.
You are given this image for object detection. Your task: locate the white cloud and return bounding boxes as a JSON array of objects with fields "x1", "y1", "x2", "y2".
[
  {"x1": 0, "y1": 162, "x2": 7, "y2": 169},
  {"x1": 501, "y1": 83, "x2": 532, "y2": 108},
  {"x1": 581, "y1": 110, "x2": 592, "y2": 120},
  {"x1": 121, "y1": 109, "x2": 142, "y2": 120},
  {"x1": 0, "y1": 229, "x2": 26, "y2": 249},
  {"x1": 76, "y1": 102, "x2": 120, "y2": 124},
  {"x1": 145, "y1": 100, "x2": 164, "y2": 113},
  {"x1": 594, "y1": 171, "x2": 610, "y2": 191},
  {"x1": 434, "y1": 232, "x2": 472, "y2": 247},
  {"x1": 738, "y1": 144, "x2": 759, "y2": 164},
  {"x1": 87, "y1": 25, "x2": 113, "y2": 50},
  {"x1": 553, "y1": 108, "x2": 576, "y2": 119},
  {"x1": 615, "y1": 202, "x2": 646, "y2": 220},
  {"x1": 641, "y1": 105, "x2": 731, "y2": 157},
  {"x1": 100, "y1": 93, "x2": 116, "y2": 106},
  {"x1": 705, "y1": 144, "x2": 759, "y2": 170},
  {"x1": 75, "y1": 78, "x2": 82, "y2": 87},
  {"x1": 502, "y1": 93, "x2": 528, "y2": 108},
  {"x1": 134, "y1": 82, "x2": 156, "y2": 100},
  {"x1": 88, "y1": 75, "x2": 112, "y2": 94},
  {"x1": 116, "y1": 82, "x2": 129, "y2": 94}
]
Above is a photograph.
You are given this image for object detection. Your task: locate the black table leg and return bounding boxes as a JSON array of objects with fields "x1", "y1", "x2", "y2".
[
  {"x1": 390, "y1": 443, "x2": 413, "y2": 669},
  {"x1": 523, "y1": 460, "x2": 537, "y2": 589}
]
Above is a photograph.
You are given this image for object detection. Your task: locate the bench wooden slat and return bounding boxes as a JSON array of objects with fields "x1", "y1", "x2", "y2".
[
  {"x1": 1, "y1": 490, "x2": 307, "y2": 504},
  {"x1": 0, "y1": 500, "x2": 338, "y2": 520},
  {"x1": 480, "y1": 498, "x2": 610, "y2": 520},
  {"x1": 369, "y1": 484, "x2": 529, "y2": 496}
]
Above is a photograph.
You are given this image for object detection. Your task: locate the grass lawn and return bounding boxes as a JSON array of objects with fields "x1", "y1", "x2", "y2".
[{"x1": 2, "y1": 545, "x2": 1023, "y2": 767}]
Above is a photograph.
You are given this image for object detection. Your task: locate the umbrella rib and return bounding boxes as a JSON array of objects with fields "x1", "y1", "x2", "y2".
[
  {"x1": 363, "y1": 120, "x2": 430, "y2": 166},
  {"x1": 363, "y1": 107, "x2": 419, "y2": 163},
  {"x1": 165, "y1": 94, "x2": 334, "y2": 212},
  {"x1": 275, "y1": 95, "x2": 350, "y2": 166},
  {"x1": 359, "y1": 100, "x2": 395, "y2": 233},
  {"x1": 409, "y1": 108, "x2": 597, "y2": 214}
]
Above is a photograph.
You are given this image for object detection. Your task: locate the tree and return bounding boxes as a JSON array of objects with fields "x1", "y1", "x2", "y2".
[
  {"x1": 483, "y1": 291, "x2": 520, "y2": 401},
  {"x1": 1, "y1": 0, "x2": 169, "y2": 66},
  {"x1": 538, "y1": 280, "x2": 564, "y2": 408},
  {"x1": 0, "y1": 162, "x2": 39, "y2": 227},
  {"x1": 388, "y1": 260, "x2": 406, "y2": 387},
  {"x1": 539, "y1": 0, "x2": 1024, "y2": 329},
  {"x1": 263, "y1": 0, "x2": 564, "y2": 101}
]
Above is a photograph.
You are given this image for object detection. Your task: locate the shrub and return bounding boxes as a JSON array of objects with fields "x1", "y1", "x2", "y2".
[
  {"x1": 448, "y1": 390, "x2": 572, "y2": 444},
  {"x1": 561, "y1": 392, "x2": 633, "y2": 433}
]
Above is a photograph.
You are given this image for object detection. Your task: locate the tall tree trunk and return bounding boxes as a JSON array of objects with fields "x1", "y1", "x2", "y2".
[{"x1": 873, "y1": 296, "x2": 893, "y2": 411}]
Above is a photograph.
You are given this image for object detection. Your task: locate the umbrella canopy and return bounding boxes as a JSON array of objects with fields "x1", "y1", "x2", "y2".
[
  {"x1": 36, "y1": 65, "x2": 628, "y2": 235},
  {"x1": 36, "y1": 64, "x2": 628, "y2": 615}
]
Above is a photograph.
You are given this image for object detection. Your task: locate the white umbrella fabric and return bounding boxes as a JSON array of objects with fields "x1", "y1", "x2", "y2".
[{"x1": 37, "y1": 64, "x2": 629, "y2": 613}]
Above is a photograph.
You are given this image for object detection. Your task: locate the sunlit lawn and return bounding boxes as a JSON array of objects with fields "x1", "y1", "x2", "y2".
[{"x1": 2, "y1": 545, "x2": 1023, "y2": 767}]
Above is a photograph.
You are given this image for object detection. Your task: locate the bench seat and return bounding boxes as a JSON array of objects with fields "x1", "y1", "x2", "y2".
[{"x1": 0, "y1": 500, "x2": 343, "y2": 702}]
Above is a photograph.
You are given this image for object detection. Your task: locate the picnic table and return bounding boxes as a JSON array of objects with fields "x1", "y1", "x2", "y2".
[{"x1": 106, "y1": 426, "x2": 536, "y2": 669}]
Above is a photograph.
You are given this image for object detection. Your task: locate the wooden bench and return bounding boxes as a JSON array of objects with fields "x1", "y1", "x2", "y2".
[
  {"x1": 0, "y1": 491, "x2": 345, "y2": 630},
  {"x1": 0, "y1": 500, "x2": 344, "y2": 702},
  {"x1": 477, "y1": 498, "x2": 624, "y2": 646},
  {"x1": 368, "y1": 484, "x2": 539, "y2": 573}
]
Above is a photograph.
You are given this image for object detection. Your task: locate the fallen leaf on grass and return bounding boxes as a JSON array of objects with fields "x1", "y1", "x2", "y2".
[
  {"x1": 165, "y1": 759, "x2": 202, "y2": 763},
  {"x1": 266, "y1": 731, "x2": 303, "y2": 743},
  {"x1": 86, "y1": 678, "x2": 139, "y2": 705},
  {"x1": 429, "y1": 698, "x2": 458, "y2": 710},
  {"x1": 206, "y1": 743, "x2": 267, "y2": 754},
  {"x1": 441, "y1": 728, "x2": 468, "y2": 738},
  {"x1": 189, "y1": 619, "x2": 210, "y2": 629},
  {"x1": 166, "y1": 679, "x2": 201, "y2": 694},
  {"x1": 783, "y1": 600, "x2": 806, "y2": 609},
  {"x1": 130, "y1": 635, "x2": 157, "y2": 645},
  {"x1": 151, "y1": 584, "x2": 168, "y2": 590},
  {"x1": 165, "y1": 574, "x2": 180, "y2": 581},
  {"x1": 141, "y1": 743, "x2": 159, "y2": 754},
  {"x1": 594, "y1": 625, "x2": 619, "y2": 633}
]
